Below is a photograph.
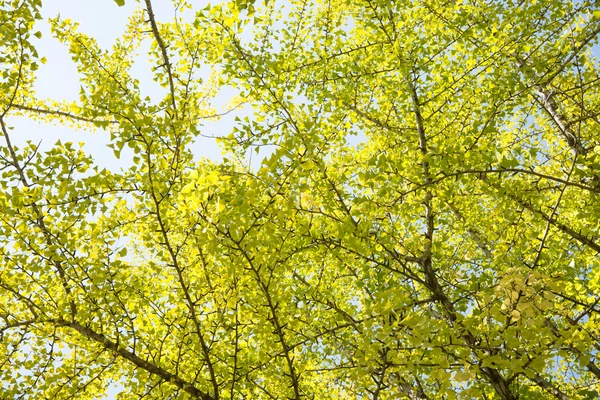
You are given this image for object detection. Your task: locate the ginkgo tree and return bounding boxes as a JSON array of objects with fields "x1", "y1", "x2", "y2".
[{"x1": 1, "y1": 0, "x2": 600, "y2": 399}]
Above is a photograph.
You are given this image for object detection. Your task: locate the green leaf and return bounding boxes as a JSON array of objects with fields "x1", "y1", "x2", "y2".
[{"x1": 4, "y1": 1, "x2": 600, "y2": 398}]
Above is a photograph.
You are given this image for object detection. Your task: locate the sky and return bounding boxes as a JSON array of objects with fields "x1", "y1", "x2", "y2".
[
  {"x1": 7, "y1": 1, "x2": 244, "y2": 397},
  {"x1": 6, "y1": 1, "x2": 600, "y2": 398},
  {"x1": 9, "y1": 0, "x2": 247, "y2": 175}
]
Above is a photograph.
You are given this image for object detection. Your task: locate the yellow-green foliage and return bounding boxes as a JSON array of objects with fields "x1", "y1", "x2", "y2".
[{"x1": 1, "y1": 0, "x2": 600, "y2": 399}]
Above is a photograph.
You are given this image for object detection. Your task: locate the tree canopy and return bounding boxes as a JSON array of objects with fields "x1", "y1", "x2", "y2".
[{"x1": 2, "y1": 0, "x2": 600, "y2": 398}]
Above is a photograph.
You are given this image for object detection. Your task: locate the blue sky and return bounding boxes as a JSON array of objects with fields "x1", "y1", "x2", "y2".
[
  {"x1": 9, "y1": 0, "x2": 246, "y2": 175},
  {"x1": 8, "y1": 1, "x2": 244, "y2": 397},
  {"x1": 6, "y1": 1, "x2": 600, "y2": 398}
]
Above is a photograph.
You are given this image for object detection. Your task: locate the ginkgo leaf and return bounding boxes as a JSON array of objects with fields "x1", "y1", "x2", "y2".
[{"x1": 2, "y1": 0, "x2": 600, "y2": 399}]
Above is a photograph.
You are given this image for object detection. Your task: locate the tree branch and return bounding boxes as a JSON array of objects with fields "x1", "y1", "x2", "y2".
[
  {"x1": 56, "y1": 319, "x2": 214, "y2": 400},
  {"x1": 144, "y1": 0, "x2": 178, "y2": 118}
]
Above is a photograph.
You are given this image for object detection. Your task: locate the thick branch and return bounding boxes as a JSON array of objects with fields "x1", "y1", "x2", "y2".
[
  {"x1": 517, "y1": 57, "x2": 586, "y2": 155},
  {"x1": 56, "y1": 320, "x2": 213, "y2": 400},
  {"x1": 407, "y1": 74, "x2": 516, "y2": 400},
  {"x1": 530, "y1": 375, "x2": 569, "y2": 400},
  {"x1": 490, "y1": 179, "x2": 600, "y2": 253},
  {"x1": 144, "y1": 0, "x2": 178, "y2": 118}
]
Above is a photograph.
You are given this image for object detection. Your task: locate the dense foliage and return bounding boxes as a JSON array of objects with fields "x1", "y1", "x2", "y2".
[{"x1": 1, "y1": 0, "x2": 600, "y2": 398}]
